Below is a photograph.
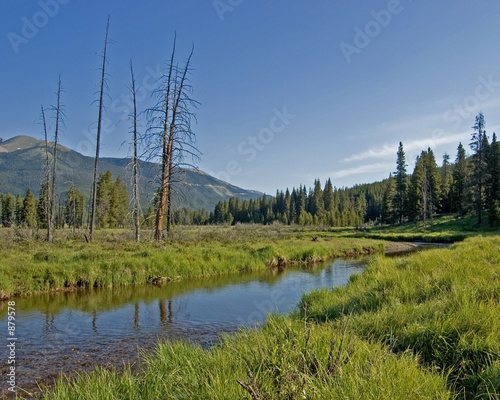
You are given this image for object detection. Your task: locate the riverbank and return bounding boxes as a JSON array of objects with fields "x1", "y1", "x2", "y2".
[
  {"x1": 353, "y1": 214, "x2": 500, "y2": 243},
  {"x1": 41, "y1": 236, "x2": 499, "y2": 399},
  {"x1": 0, "y1": 225, "x2": 387, "y2": 299}
]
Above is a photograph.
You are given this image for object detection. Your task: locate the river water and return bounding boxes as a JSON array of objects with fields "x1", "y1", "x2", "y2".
[{"x1": 0, "y1": 257, "x2": 368, "y2": 397}]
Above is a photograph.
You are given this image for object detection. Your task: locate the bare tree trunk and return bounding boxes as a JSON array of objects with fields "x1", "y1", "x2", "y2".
[
  {"x1": 130, "y1": 61, "x2": 140, "y2": 243},
  {"x1": 90, "y1": 16, "x2": 110, "y2": 242},
  {"x1": 164, "y1": 47, "x2": 193, "y2": 238},
  {"x1": 149, "y1": 39, "x2": 198, "y2": 241},
  {"x1": 166, "y1": 176, "x2": 173, "y2": 233},
  {"x1": 41, "y1": 106, "x2": 52, "y2": 242},
  {"x1": 50, "y1": 76, "x2": 62, "y2": 237},
  {"x1": 155, "y1": 39, "x2": 176, "y2": 241}
]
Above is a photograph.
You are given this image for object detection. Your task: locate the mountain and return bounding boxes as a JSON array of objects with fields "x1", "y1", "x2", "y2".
[{"x1": 0, "y1": 136, "x2": 262, "y2": 210}]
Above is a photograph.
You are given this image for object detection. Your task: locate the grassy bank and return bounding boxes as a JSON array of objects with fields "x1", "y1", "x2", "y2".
[
  {"x1": 40, "y1": 236, "x2": 499, "y2": 399},
  {"x1": 352, "y1": 214, "x2": 500, "y2": 243},
  {"x1": 0, "y1": 225, "x2": 385, "y2": 299},
  {"x1": 299, "y1": 235, "x2": 500, "y2": 398}
]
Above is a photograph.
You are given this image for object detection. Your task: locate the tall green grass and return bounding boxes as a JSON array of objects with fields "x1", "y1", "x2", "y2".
[
  {"x1": 43, "y1": 315, "x2": 451, "y2": 400},
  {"x1": 299, "y1": 236, "x2": 500, "y2": 398},
  {"x1": 0, "y1": 225, "x2": 385, "y2": 298}
]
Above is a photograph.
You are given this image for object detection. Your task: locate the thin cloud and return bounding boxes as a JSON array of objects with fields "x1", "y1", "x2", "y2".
[
  {"x1": 344, "y1": 132, "x2": 470, "y2": 162},
  {"x1": 329, "y1": 162, "x2": 393, "y2": 179}
]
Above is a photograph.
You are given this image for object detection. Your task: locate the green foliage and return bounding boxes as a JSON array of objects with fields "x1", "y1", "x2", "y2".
[
  {"x1": 23, "y1": 188, "x2": 37, "y2": 228},
  {"x1": 37, "y1": 180, "x2": 51, "y2": 228},
  {"x1": 96, "y1": 171, "x2": 129, "y2": 228},
  {"x1": 408, "y1": 149, "x2": 441, "y2": 224},
  {"x1": 65, "y1": 185, "x2": 85, "y2": 229},
  {"x1": 441, "y1": 153, "x2": 453, "y2": 213},
  {"x1": 382, "y1": 174, "x2": 396, "y2": 224},
  {"x1": 1, "y1": 192, "x2": 15, "y2": 227},
  {"x1": 393, "y1": 141, "x2": 408, "y2": 224},
  {"x1": 451, "y1": 142, "x2": 471, "y2": 216}
]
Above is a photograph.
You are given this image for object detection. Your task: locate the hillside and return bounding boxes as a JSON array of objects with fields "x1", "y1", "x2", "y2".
[{"x1": 0, "y1": 136, "x2": 262, "y2": 210}]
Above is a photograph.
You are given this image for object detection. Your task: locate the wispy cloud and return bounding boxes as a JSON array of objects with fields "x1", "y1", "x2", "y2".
[
  {"x1": 344, "y1": 132, "x2": 470, "y2": 162},
  {"x1": 329, "y1": 162, "x2": 393, "y2": 179}
]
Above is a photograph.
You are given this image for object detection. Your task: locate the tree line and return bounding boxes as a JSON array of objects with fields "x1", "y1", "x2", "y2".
[
  {"x1": 205, "y1": 112, "x2": 500, "y2": 228},
  {"x1": 0, "y1": 171, "x2": 129, "y2": 230}
]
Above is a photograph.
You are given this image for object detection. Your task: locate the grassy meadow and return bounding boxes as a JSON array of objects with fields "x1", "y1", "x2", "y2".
[
  {"x1": 0, "y1": 224, "x2": 386, "y2": 299},
  {"x1": 40, "y1": 235, "x2": 499, "y2": 399}
]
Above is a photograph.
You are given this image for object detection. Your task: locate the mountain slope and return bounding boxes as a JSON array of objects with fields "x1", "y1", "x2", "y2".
[{"x1": 0, "y1": 136, "x2": 262, "y2": 210}]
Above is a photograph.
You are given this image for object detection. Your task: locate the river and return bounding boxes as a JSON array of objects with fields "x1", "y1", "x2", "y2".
[{"x1": 0, "y1": 251, "x2": 410, "y2": 397}]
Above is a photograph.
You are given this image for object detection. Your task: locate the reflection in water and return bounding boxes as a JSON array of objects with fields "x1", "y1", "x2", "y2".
[
  {"x1": 1, "y1": 258, "x2": 366, "y2": 398},
  {"x1": 134, "y1": 303, "x2": 139, "y2": 329}
]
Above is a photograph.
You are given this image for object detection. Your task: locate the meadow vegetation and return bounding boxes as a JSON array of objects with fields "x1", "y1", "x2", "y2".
[
  {"x1": 0, "y1": 224, "x2": 385, "y2": 299},
  {"x1": 41, "y1": 236, "x2": 499, "y2": 399}
]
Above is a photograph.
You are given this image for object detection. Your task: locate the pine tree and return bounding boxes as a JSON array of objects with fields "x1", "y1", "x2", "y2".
[
  {"x1": 145, "y1": 205, "x2": 156, "y2": 228},
  {"x1": 289, "y1": 188, "x2": 297, "y2": 223},
  {"x1": 451, "y1": 143, "x2": 471, "y2": 216},
  {"x1": 22, "y1": 189, "x2": 37, "y2": 228},
  {"x1": 284, "y1": 189, "x2": 291, "y2": 224},
  {"x1": 393, "y1": 142, "x2": 408, "y2": 224},
  {"x1": 408, "y1": 154, "x2": 425, "y2": 222},
  {"x1": 323, "y1": 179, "x2": 334, "y2": 212},
  {"x1": 96, "y1": 171, "x2": 114, "y2": 228},
  {"x1": 37, "y1": 182, "x2": 51, "y2": 228},
  {"x1": 65, "y1": 185, "x2": 85, "y2": 231},
  {"x1": 310, "y1": 179, "x2": 324, "y2": 218},
  {"x1": 440, "y1": 154, "x2": 453, "y2": 213},
  {"x1": 382, "y1": 174, "x2": 396, "y2": 224},
  {"x1": 1, "y1": 193, "x2": 15, "y2": 227},
  {"x1": 112, "y1": 176, "x2": 129, "y2": 228},
  {"x1": 15, "y1": 194, "x2": 24, "y2": 225},
  {"x1": 470, "y1": 113, "x2": 489, "y2": 224},
  {"x1": 425, "y1": 148, "x2": 441, "y2": 221}
]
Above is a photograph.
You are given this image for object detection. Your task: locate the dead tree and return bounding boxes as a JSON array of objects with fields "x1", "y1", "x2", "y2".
[
  {"x1": 145, "y1": 37, "x2": 198, "y2": 241},
  {"x1": 40, "y1": 105, "x2": 52, "y2": 242},
  {"x1": 129, "y1": 61, "x2": 141, "y2": 243},
  {"x1": 50, "y1": 75, "x2": 64, "y2": 234},
  {"x1": 89, "y1": 16, "x2": 110, "y2": 242}
]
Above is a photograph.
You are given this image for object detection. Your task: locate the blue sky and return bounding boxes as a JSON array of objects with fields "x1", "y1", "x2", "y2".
[{"x1": 2, "y1": 0, "x2": 500, "y2": 194}]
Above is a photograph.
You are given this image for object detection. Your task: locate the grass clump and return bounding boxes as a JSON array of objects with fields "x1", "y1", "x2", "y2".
[
  {"x1": 299, "y1": 236, "x2": 500, "y2": 398},
  {"x1": 43, "y1": 315, "x2": 451, "y2": 400}
]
